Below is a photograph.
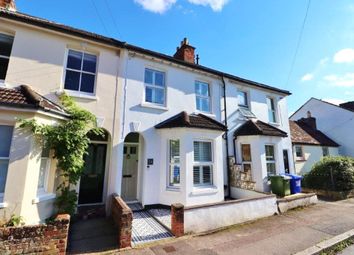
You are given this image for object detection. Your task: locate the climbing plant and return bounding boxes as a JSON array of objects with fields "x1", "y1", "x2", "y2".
[{"x1": 19, "y1": 93, "x2": 102, "y2": 215}]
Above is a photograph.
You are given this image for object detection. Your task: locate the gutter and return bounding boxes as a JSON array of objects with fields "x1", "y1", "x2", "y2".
[{"x1": 221, "y1": 76, "x2": 231, "y2": 198}]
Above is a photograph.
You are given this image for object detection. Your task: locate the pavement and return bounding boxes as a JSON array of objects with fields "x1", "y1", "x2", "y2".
[
  {"x1": 115, "y1": 198, "x2": 354, "y2": 255},
  {"x1": 339, "y1": 244, "x2": 354, "y2": 255}
]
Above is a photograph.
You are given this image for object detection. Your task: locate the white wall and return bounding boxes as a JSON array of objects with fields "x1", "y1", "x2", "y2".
[
  {"x1": 184, "y1": 195, "x2": 277, "y2": 233},
  {"x1": 230, "y1": 187, "x2": 268, "y2": 199},
  {"x1": 293, "y1": 145, "x2": 339, "y2": 175},
  {"x1": 291, "y1": 98, "x2": 354, "y2": 157}
]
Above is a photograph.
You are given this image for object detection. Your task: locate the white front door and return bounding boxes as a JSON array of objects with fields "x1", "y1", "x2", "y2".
[{"x1": 121, "y1": 144, "x2": 139, "y2": 201}]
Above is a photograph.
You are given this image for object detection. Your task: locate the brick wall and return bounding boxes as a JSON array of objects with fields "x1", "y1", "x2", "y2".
[
  {"x1": 171, "y1": 203, "x2": 184, "y2": 237},
  {"x1": 111, "y1": 194, "x2": 133, "y2": 249},
  {"x1": 0, "y1": 214, "x2": 70, "y2": 255}
]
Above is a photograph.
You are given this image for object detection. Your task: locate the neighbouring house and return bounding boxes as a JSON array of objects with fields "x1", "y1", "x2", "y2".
[
  {"x1": 291, "y1": 98, "x2": 354, "y2": 158},
  {"x1": 289, "y1": 112, "x2": 339, "y2": 175},
  {"x1": 0, "y1": 1, "x2": 294, "y2": 224}
]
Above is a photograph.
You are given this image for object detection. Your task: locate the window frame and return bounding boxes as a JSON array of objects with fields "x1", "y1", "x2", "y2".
[
  {"x1": 267, "y1": 97, "x2": 278, "y2": 123},
  {"x1": 167, "y1": 139, "x2": 181, "y2": 189},
  {"x1": 0, "y1": 32, "x2": 15, "y2": 85},
  {"x1": 237, "y1": 90, "x2": 249, "y2": 108},
  {"x1": 265, "y1": 144, "x2": 276, "y2": 176},
  {"x1": 0, "y1": 124, "x2": 14, "y2": 198},
  {"x1": 193, "y1": 140, "x2": 214, "y2": 187},
  {"x1": 241, "y1": 144, "x2": 252, "y2": 173},
  {"x1": 144, "y1": 68, "x2": 166, "y2": 106},
  {"x1": 37, "y1": 145, "x2": 51, "y2": 195},
  {"x1": 295, "y1": 145, "x2": 305, "y2": 161},
  {"x1": 63, "y1": 48, "x2": 98, "y2": 96},
  {"x1": 195, "y1": 80, "x2": 212, "y2": 113}
]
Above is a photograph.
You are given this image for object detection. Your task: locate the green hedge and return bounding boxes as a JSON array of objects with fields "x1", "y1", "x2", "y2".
[{"x1": 303, "y1": 156, "x2": 354, "y2": 191}]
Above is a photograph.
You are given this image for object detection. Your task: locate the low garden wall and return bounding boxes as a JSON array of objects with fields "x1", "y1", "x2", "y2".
[
  {"x1": 231, "y1": 187, "x2": 269, "y2": 199},
  {"x1": 302, "y1": 188, "x2": 354, "y2": 200},
  {"x1": 184, "y1": 194, "x2": 277, "y2": 233},
  {"x1": 277, "y1": 193, "x2": 318, "y2": 213},
  {"x1": 0, "y1": 214, "x2": 70, "y2": 255},
  {"x1": 111, "y1": 194, "x2": 133, "y2": 249}
]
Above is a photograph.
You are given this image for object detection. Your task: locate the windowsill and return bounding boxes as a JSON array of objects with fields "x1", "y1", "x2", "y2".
[
  {"x1": 32, "y1": 193, "x2": 56, "y2": 204},
  {"x1": 195, "y1": 111, "x2": 216, "y2": 118},
  {"x1": 269, "y1": 122, "x2": 280, "y2": 126},
  {"x1": 296, "y1": 158, "x2": 306, "y2": 162},
  {"x1": 140, "y1": 102, "x2": 168, "y2": 111},
  {"x1": 191, "y1": 186, "x2": 218, "y2": 196},
  {"x1": 166, "y1": 186, "x2": 181, "y2": 192},
  {"x1": 0, "y1": 202, "x2": 7, "y2": 208},
  {"x1": 56, "y1": 90, "x2": 98, "y2": 100}
]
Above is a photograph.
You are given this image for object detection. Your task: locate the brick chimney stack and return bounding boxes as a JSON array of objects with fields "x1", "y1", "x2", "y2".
[
  {"x1": 299, "y1": 111, "x2": 317, "y2": 130},
  {"x1": 173, "y1": 38, "x2": 196, "y2": 64},
  {"x1": 0, "y1": 0, "x2": 16, "y2": 11}
]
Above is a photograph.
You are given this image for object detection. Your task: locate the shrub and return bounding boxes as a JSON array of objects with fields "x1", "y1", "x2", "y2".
[{"x1": 303, "y1": 156, "x2": 354, "y2": 191}]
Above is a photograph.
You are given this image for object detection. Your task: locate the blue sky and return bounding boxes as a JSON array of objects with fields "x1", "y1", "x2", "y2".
[{"x1": 16, "y1": 0, "x2": 354, "y2": 114}]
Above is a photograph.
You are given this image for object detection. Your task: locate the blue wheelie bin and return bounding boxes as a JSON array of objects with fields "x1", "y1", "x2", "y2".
[{"x1": 285, "y1": 174, "x2": 302, "y2": 194}]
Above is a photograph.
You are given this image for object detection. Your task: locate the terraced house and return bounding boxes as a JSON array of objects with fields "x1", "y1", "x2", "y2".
[{"x1": 0, "y1": 1, "x2": 294, "y2": 225}]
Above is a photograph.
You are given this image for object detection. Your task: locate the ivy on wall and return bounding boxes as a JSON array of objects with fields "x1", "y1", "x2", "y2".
[{"x1": 20, "y1": 93, "x2": 102, "y2": 215}]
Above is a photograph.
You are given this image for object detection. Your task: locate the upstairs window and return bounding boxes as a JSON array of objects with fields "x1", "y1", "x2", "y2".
[
  {"x1": 144, "y1": 68, "x2": 166, "y2": 105},
  {"x1": 168, "y1": 140, "x2": 180, "y2": 188},
  {"x1": 322, "y1": 147, "x2": 329, "y2": 157},
  {"x1": 238, "y1": 91, "x2": 248, "y2": 108},
  {"x1": 38, "y1": 144, "x2": 51, "y2": 194},
  {"x1": 265, "y1": 145, "x2": 276, "y2": 176},
  {"x1": 0, "y1": 33, "x2": 14, "y2": 82},
  {"x1": 193, "y1": 141, "x2": 213, "y2": 186},
  {"x1": 64, "y1": 49, "x2": 97, "y2": 94},
  {"x1": 0, "y1": 125, "x2": 13, "y2": 195},
  {"x1": 195, "y1": 81, "x2": 211, "y2": 112},
  {"x1": 267, "y1": 97, "x2": 277, "y2": 123}
]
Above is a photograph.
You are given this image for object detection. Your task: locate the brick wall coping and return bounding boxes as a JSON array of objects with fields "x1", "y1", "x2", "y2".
[
  {"x1": 277, "y1": 193, "x2": 317, "y2": 203},
  {"x1": 112, "y1": 193, "x2": 132, "y2": 214},
  {"x1": 184, "y1": 194, "x2": 276, "y2": 211}
]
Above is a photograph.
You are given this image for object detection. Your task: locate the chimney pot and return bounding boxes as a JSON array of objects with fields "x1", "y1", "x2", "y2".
[
  {"x1": 307, "y1": 111, "x2": 312, "y2": 118},
  {"x1": 0, "y1": 0, "x2": 16, "y2": 11},
  {"x1": 173, "y1": 38, "x2": 196, "y2": 64}
]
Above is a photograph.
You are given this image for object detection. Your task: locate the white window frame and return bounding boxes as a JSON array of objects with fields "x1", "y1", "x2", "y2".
[
  {"x1": 0, "y1": 124, "x2": 14, "y2": 199},
  {"x1": 63, "y1": 48, "x2": 98, "y2": 96},
  {"x1": 0, "y1": 32, "x2": 14, "y2": 85},
  {"x1": 37, "y1": 146, "x2": 51, "y2": 195},
  {"x1": 237, "y1": 90, "x2": 249, "y2": 108},
  {"x1": 265, "y1": 144, "x2": 276, "y2": 176},
  {"x1": 267, "y1": 97, "x2": 278, "y2": 123},
  {"x1": 295, "y1": 145, "x2": 305, "y2": 161},
  {"x1": 167, "y1": 139, "x2": 181, "y2": 189},
  {"x1": 193, "y1": 140, "x2": 214, "y2": 187},
  {"x1": 195, "y1": 80, "x2": 211, "y2": 113},
  {"x1": 322, "y1": 147, "x2": 329, "y2": 157},
  {"x1": 144, "y1": 68, "x2": 166, "y2": 106}
]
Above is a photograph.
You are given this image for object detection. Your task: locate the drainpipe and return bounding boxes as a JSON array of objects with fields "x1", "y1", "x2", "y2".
[{"x1": 221, "y1": 76, "x2": 231, "y2": 198}]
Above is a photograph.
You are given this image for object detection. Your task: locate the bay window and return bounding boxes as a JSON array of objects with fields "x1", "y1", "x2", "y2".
[
  {"x1": 144, "y1": 68, "x2": 166, "y2": 105},
  {"x1": 195, "y1": 81, "x2": 211, "y2": 112},
  {"x1": 168, "y1": 140, "x2": 180, "y2": 188},
  {"x1": 193, "y1": 141, "x2": 213, "y2": 186},
  {"x1": 265, "y1": 145, "x2": 276, "y2": 176},
  {"x1": 0, "y1": 125, "x2": 13, "y2": 195},
  {"x1": 0, "y1": 33, "x2": 14, "y2": 82},
  {"x1": 64, "y1": 49, "x2": 97, "y2": 94}
]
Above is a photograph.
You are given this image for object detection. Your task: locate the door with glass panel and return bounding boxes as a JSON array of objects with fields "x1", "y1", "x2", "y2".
[{"x1": 121, "y1": 145, "x2": 139, "y2": 201}]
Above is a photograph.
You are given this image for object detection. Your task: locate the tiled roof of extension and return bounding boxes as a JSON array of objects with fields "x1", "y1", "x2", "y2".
[
  {"x1": 0, "y1": 85, "x2": 68, "y2": 116},
  {"x1": 234, "y1": 120, "x2": 288, "y2": 138},
  {"x1": 155, "y1": 111, "x2": 227, "y2": 131},
  {"x1": 0, "y1": 9, "x2": 291, "y2": 96},
  {"x1": 289, "y1": 120, "x2": 339, "y2": 147},
  {"x1": 340, "y1": 101, "x2": 354, "y2": 112}
]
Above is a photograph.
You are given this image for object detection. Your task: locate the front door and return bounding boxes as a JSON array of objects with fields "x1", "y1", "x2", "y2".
[
  {"x1": 121, "y1": 144, "x2": 139, "y2": 201},
  {"x1": 283, "y1": 149, "x2": 290, "y2": 174},
  {"x1": 78, "y1": 143, "x2": 107, "y2": 205}
]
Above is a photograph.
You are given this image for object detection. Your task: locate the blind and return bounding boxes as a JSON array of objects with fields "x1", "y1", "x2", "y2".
[
  {"x1": 193, "y1": 166, "x2": 200, "y2": 184},
  {"x1": 202, "y1": 166, "x2": 212, "y2": 184},
  {"x1": 0, "y1": 125, "x2": 13, "y2": 157},
  {"x1": 194, "y1": 141, "x2": 212, "y2": 162}
]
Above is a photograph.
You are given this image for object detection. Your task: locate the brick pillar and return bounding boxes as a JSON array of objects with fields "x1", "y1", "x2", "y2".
[
  {"x1": 53, "y1": 214, "x2": 71, "y2": 255},
  {"x1": 171, "y1": 203, "x2": 184, "y2": 237}
]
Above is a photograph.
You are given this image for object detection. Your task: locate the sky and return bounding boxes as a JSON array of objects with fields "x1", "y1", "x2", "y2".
[{"x1": 16, "y1": 0, "x2": 354, "y2": 114}]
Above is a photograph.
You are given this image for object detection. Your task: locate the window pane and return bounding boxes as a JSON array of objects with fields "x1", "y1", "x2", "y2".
[
  {"x1": 41, "y1": 145, "x2": 50, "y2": 158},
  {"x1": 0, "y1": 159, "x2": 9, "y2": 193},
  {"x1": 241, "y1": 144, "x2": 251, "y2": 162},
  {"x1": 67, "y1": 50, "x2": 83, "y2": 70},
  {"x1": 154, "y1": 71, "x2": 165, "y2": 87},
  {"x1": 64, "y1": 70, "x2": 80, "y2": 91},
  {"x1": 267, "y1": 163, "x2": 276, "y2": 176},
  {"x1": 38, "y1": 158, "x2": 48, "y2": 189},
  {"x1": 269, "y1": 110, "x2": 276, "y2": 123},
  {"x1": 170, "y1": 165, "x2": 180, "y2": 186},
  {"x1": 144, "y1": 69, "x2": 153, "y2": 84},
  {"x1": 265, "y1": 145, "x2": 275, "y2": 160},
  {"x1": 195, "y1": 81, "x2": 209, "y2": 96},
  {"x1": 322, "y1": 147, "x2": 329, "y2": 157},
  {"x1": 202, "y1": 166, "x2": 212, "y2": 184},
  {"x1": 83, "y1": 53, "x2": 97, "y2": 73},
  {"x1": 238, "y1": 91, "x2": 248, "y2": 106},
  {"x1": 80, "y1": 73, "x2": 95, "y2": 93},
  {"x1": 193, "y1": 166, "x2": 200, "y2": 185},
  {"x1": 194, "y1": 142, "x2": 212, "y2": 162},
  {"x1": 295, "y1": 146, "x2": 303, "y2": 158},
  {"x1": 153, "y1": 88, "x2": 165, "y2": 104},
  {"x1": 267, "y1": 98, "x2": 275, "y2": 110},
  {"x1": 196, "y1": 97, "x2": 210, "y2": 112},
  {"x1": 145, "y1": 87, "x2": 153, "y2": 102},
  {"x1": 0, "y1": 34, "x2": 14, "y2": 57},
  {"x1": 0, "y1": 57, "x2": 9, "y2": 80},
  {"x1": 170, "y1": 140, "x2": 180, "y2": 163},
  {"x1": 0, "y1": 125, "x2": 13, "y2": 157}
]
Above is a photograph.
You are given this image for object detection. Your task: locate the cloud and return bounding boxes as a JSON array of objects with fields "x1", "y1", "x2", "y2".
[
  {"x1": 322, "y1": 98, "x2": 346, "y2": 106},
  {"x1": 187, "y1": 0, "x2": 229, "y2": 11},
  {"x1": 134, "y1": 0, "x2": 228, "y2": 13},
  {"x1": 301, "y1": 73, "x2": 314, "y2": 82},
  {"x1": 333, "y1": 48, "x2": 354, "y2": 63},
  {"x1": 323, "y1": 73, "x2": 354, "y2": 87},
  {"x1": 134, "y1": 0, "x2": 177, "y2": 13}
]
